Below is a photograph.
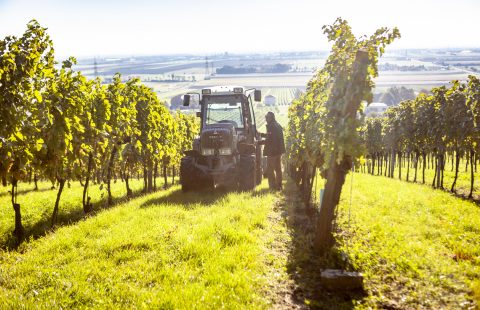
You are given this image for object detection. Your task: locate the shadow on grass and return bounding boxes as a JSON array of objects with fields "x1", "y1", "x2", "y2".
[
  {"x1": 441, "y1": 186, "x2": 480, "y2": 206},
  {"x1": 0, "y1": 187, "x2": 52, "y2": 198},
  {"x1": 2, "y1": 186, "x2": 161, "y2": 251},
  {"x1": 3, "y1": 179, "x2": 274, "y2": 250},
  {"x1": 279, "y1": 180, "x2": 366, "y2": 309},
  {"x1": 3, "y1": 181, "x2": 265, "y2": 250},
  {"x1": 140, "y1": 187, "x2": 229, "y2": 209},
  {"x1": 140, "y1": 180, "x2": 276, "y2": 209},
  {"x1": 251, "y1": 186, "x2": 276, "y2": 197},
  {"x1": 361, "y1": 172, "x2": 480, "y2": 206}
]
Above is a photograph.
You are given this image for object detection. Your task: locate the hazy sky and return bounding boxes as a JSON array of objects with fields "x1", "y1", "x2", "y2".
[{"x1": 0, "y1": 0, "x2": 479, "y2": 57}]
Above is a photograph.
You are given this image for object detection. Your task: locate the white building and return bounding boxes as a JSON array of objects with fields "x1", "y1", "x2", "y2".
[
  {"x1": 366, "y1": 102, "x2": 388, "y2": 115},
  {"x1": 264, "y1": 95, "x2": 276, "y2": 106}
]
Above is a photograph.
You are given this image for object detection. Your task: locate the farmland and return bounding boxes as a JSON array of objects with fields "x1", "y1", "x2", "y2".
[{"x1": 74, "y1": 49, "x2": 480, "y2": 106}]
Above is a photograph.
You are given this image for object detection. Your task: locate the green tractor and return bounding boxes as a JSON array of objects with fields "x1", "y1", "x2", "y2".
[{"x1": 180, "y1": 86, "x2": 263, "y2": 191}]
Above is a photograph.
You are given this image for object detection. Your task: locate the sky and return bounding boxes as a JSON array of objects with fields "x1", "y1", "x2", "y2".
[{"x1": 0, "y1": 0, "x2": 479, "y2": 57}]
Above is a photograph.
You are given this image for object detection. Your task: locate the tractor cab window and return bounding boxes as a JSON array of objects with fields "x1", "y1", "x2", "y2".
[{"x1": 204, "y1": 96, "x2": 244, "y2": 129}]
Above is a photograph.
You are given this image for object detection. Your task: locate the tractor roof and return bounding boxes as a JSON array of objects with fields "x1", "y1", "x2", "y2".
[{"x1": 202, "y1": 86, "x2": 249, "y2": 96}]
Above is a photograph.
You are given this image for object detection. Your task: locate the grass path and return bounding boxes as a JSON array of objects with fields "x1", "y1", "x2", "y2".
[{"x1": 0, "y1": 181, "x2": 289, "y2": 309}]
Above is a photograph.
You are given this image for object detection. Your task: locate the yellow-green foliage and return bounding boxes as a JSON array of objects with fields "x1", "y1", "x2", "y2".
[
  {"x1": 0, "y1": 182, "x2": 280, "y2": 309},
  {"x1": 336, "y1": 173, "x2": 480, "y2": 308}
]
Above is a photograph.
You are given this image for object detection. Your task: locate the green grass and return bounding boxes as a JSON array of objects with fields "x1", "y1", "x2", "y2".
[
  {"x1": 0, "y1": 181, "x2": 285, "y2": 309},
  {"x1": 335, "y1": 173, "x2": 480, "y2": 309},
  {"x1": 0, "y1": 177, "x2": 150, "y2": 248},
  {"x1": 3, "y1": 165, "x2": 479, "y2": 309}
]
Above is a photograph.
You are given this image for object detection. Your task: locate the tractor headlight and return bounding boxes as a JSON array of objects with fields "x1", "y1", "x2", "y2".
[
  {"x1": 218, "y1": 147, "x2": 232, "y2": 155},
  {"x1": 201, "y1": 148, "x2": 214, "y2": 156}
]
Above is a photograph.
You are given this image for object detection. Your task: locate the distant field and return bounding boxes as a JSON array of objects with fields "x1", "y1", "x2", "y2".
[
  {"x1": 195, "y1": 73, "x2": 312, "y2": 88},
  {"x1": 260, "y1": 88, "x2": 301, "y2": 106},
  {"x1": 256, "y1": 88, "x2": 298, "y2": 130},
  {"x1": 74, "y1": 52, "x2": 480, "y2": 101},
  {"x1": 142, "y1": 81, "x2": 195, "y2": 103},
  {"x1": 185, "y1": 70, "x2": 476, "y2": 91},
  {"x1": 378, "y1": 58, "x2": 440, "y2": 67}
]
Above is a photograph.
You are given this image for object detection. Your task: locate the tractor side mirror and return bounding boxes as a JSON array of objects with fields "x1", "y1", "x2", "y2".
[
  {"x1": 183, "y1": 94, "x2": 191, "y2": 106},
  {"x1": 254, "y1": 90, "x2": 261, "y2": 102},
  {"x1": 196, "y1": 111, "x2": 202, "y2": 118}
]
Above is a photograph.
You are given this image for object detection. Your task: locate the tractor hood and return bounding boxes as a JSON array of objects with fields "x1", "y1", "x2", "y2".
[{"x1": 201, "y1": 123, "x2": 235, "y2": 150}]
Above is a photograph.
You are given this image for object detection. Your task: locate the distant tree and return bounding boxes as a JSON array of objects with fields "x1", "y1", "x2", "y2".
[
  {"x1": 380, "y1": 86, "x2": 415, "y2": 106},
  {"x1": 268, "y1": 63, "x2": 291, "y2": 73},
  {"x1": 216, "y1": 65, "x2": 256, "y2": 74}
]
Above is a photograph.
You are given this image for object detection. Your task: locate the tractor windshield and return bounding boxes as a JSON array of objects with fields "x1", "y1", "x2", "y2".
[{"x1": 204, "y1": 96, "x2": 244, "y2": 128}]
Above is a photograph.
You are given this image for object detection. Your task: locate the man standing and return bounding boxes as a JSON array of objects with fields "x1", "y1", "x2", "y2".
[{"x1": 260, "y1": 112, "x2": 285, "y2": 190}]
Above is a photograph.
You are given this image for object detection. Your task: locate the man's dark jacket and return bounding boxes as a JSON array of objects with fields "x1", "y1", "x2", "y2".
[{"x1": 263, "y1": 121, "x2": 286, "y2": 156}]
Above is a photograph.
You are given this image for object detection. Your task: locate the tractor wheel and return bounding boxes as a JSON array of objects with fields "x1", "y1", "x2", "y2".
[
  {"x1": 238, "y1": 154, "x2": 256, "y2": 191},
  {"x1": 255, "y1": 146, "x2": 263, "y2": 185},
  {"x1": 199, "y1": 178, "x2": 215, "y2": 191},
  {"x1": 180, "y1": 157, "x2": 195, "y2": 192}
]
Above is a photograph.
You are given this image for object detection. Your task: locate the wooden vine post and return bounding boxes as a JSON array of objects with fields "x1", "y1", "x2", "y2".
[{"x1": 315, "y1": 50, "x2": 370, "y2": 252}]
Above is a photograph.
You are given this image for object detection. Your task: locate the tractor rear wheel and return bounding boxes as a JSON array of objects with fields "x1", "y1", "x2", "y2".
[
  {"x1": 238, "y1": 154, "x2": 256, "y2": 191},
  {"x1": 255, "y1": 146, "x2": 263, "y2": 185}
]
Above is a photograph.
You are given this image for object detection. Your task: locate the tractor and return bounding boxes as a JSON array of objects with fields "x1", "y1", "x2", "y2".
[{"x1": 180, "y1": 86, "x2": 263, "y2": 191}]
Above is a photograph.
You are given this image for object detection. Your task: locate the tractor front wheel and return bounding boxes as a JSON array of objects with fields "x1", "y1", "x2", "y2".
[{"x1": 180, "y1": 157, "x2": 196, "y2": 192}]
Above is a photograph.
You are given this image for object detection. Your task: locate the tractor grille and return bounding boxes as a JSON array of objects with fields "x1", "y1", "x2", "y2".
[{"x1": 201, "y1": 127, "x2": 232, "y2": 149}]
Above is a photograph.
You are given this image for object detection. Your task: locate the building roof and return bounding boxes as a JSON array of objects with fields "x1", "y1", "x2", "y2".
[{"x1": 368, "y1": 102, "x2": 388, "y2": 108}]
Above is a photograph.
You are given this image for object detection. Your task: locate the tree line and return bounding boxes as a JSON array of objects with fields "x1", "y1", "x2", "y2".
[
  {"x1": 0, "y1": 21, "x2": 199, "y2": 239},
  {"x1": 363, "y1": 76, "x2": 480, "y2": 196}
]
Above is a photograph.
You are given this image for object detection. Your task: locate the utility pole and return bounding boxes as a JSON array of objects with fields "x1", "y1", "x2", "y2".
[
  {"x1": 205, "y1": 56, "x2": 211, "y2": 80},
  {"x1": 93, "y1": 57, "x2": 99, "y2": 78}
]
